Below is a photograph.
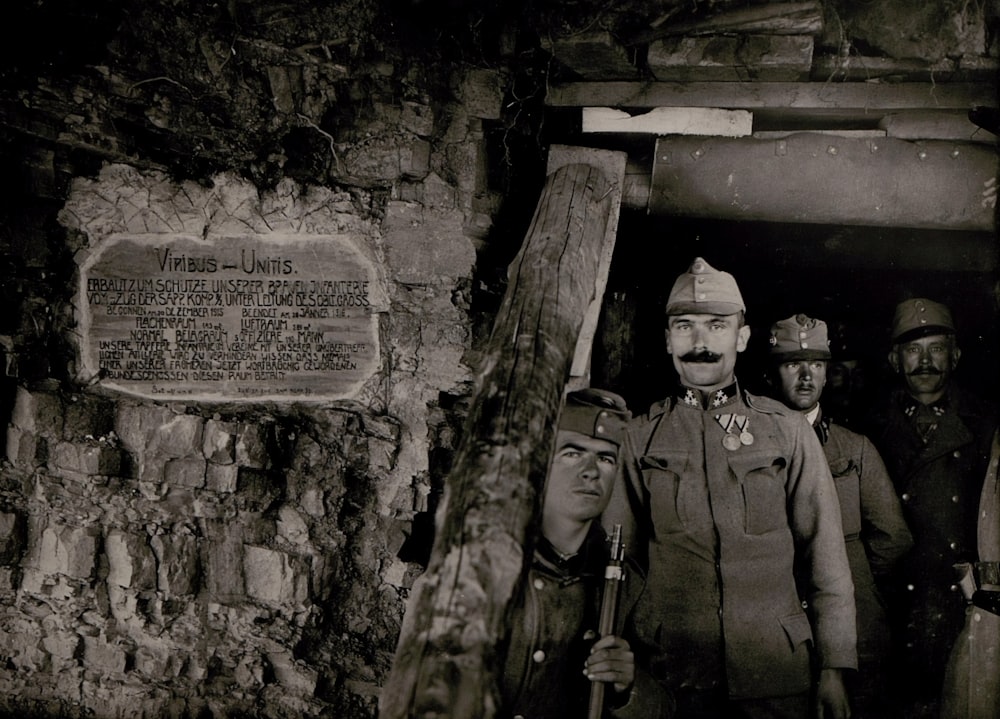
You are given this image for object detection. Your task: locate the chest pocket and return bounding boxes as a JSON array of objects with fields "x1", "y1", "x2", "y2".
[
  {"x1": 828, "y1": 458, "x2": 862, "y2": 538},
  {"x1": 729, "y1": 451, "x2": 788, "y2": 535},
  {"x1": 640, "y1": 452, "x2": 696, "y2": 533}
]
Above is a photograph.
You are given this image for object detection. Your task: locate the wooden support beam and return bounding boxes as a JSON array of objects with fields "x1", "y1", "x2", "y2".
[
  {"x1": 631, "y1": 1, "x2": 824, "y2": 46},
  {"x1": 544, "y1": 146, "x2": 627, "y2": 387},
  {"x1": 546, "y1": 81, "x2": 998, "y2": 128},
  {"x1": 648, "y1": 35, "x2": 814, "y2": 82},
  {"x1": 649, "y1": 134, "x2": 998, "y2": 231},
  {"x1": 380, "y1": 157, "x2": 625, "y2": 719}
]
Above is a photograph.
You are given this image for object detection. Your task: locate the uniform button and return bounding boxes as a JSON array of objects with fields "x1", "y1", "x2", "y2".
[
  {"x1": 952, "y1": 495, "x2": 960, "y2": 503},
  {"x1": 533, "y1": 578, "x2": 544, "y2": 590},
  {"x1": 901, "y1": 493, "x2": 910, "y2": 502},
  {"x1": 950, "y1": 542, "x2": 958, "y2": 551},
  {"x1": 950, "y1": 584, "x2": 959, "y2": 592},
  {"x1": 698, "y1": 292, "x2": 707, "y2": 300},
  {"x1": 532, "y1": 650, "x2": 546, "y2": 663},
  {"x1": 907, "y1": 584, "x2": 915, "y2": 591},
  {"x1": 974, "y1": 612, "x2": 982, "y2": 623},
  {"x1": 515, "y1": 715, "x2": 525, "y2": 719},
  {"x1": 697, "y1": 277, "x2": 706, "y2": 284},
  {"x1": 953, "y1": 450, "x2": 961, "y2": 458},
  {"x1": 801, "y1": 600, "x2": 809, "y2": 609}
]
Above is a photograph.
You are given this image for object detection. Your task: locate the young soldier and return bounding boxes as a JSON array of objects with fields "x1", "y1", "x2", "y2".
[
  {"x1": 767, "y1": 313, "x2": 913, "y2": 718},
  {"x1": 501, "y1": 388, "x2": 672, "y2": 719}
]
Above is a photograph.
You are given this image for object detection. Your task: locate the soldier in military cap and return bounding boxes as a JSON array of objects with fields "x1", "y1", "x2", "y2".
[
  {"x1": 865, "y1": 297, "x2": 998, "y2": 718},
  {"x1": 603, "y1": 259, "x2": 856, "y2": 719},
  {"x1": 767, "y1": 313, "x2": 913, "y2": 719},
  {"x1": 501, "y1": 387, "x2": 672, "y2": 719}
]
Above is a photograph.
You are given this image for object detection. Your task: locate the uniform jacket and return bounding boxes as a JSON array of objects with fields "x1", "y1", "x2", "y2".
[
  {"x1": 603, "y1": 383, "x2": 857, "y2": 701},
  {"x1": 816, "y1": 412, "x2": 912, "y2": 683},
  {"x1": 941, "y1": 428, "x2": 1000, "y2": 719},
  {"x1": 500, "y1": 524, "x2": 673, "y2": 719},
  {"x1": 866, "y1": 384, "x2": 997, "y2": 680}
]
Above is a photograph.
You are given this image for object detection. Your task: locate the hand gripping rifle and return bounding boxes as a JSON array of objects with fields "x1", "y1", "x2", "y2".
[{"x1": 587, "y1": 524, "x2": 626, "y2": 719}]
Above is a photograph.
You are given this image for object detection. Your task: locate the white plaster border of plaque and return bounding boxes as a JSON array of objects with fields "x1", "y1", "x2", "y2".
[{"x1": 76, "y1": 233, "x2": 386, "y2": 403}]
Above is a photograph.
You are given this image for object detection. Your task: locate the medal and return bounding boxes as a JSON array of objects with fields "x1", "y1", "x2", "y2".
[
  {"x1": 723, "y1": 433, "x2": 741, "y2": 451},
  {"x1": 740, "y1": 431, "x2": 754, "y2": 446}
]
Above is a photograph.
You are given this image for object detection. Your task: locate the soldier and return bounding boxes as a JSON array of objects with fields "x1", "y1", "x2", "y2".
[
  {"x1": 603, "y1": 258, "x2": 856, "y2": 719},
  {"x1": 767, "y1": 313, "x2": 913, "y2": 718},
  {"x1": 865, "y1": 298, "x2": 998, "y2": 718},
  {"x1": 500, "y1": 388, "x2": 672, "y2": 719},
  {"x1": 940, "y1": 428, "x2": 1000, "y2": 719}
]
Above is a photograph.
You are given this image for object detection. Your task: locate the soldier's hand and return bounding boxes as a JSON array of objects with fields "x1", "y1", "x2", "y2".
[
  {"x1": 584, "y1": 635, "x2": 635, "y2": 694},
  {"x1": 815, "y1": 668, "x2": 851, "y2": 719}
]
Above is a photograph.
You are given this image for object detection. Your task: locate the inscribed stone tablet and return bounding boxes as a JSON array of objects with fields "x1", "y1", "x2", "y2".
[{"x1": 78, "y1": 235, "x2": 381, "y2": 402}]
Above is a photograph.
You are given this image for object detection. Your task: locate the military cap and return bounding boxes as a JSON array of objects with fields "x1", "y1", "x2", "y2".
[
  {"x1": 768, "y1": 314, "x2": 832, "y2": 361},
  {"x1": 559, "y1": 388, "x2": 631, "y2": 447},
  {"x1": 665, "y1": 257, "x2": 745, "y2": 316},
  {"x1": 891, "y1": 298, "x2": 955, "y2": 344}
]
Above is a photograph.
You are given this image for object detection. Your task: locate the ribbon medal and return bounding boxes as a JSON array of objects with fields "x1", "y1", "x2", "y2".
[{"x1": 716, "y1": 413, "x2": 753, "y2": 450}]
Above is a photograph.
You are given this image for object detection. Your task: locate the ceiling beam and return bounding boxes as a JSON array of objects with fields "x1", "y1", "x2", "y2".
[{"x1": 545, "y1": 82, "x2": 997, "y2": 127}]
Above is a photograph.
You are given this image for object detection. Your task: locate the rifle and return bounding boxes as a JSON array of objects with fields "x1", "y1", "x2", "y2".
[{"x1": 587, "y1": 524, "x2": 626, "y2": 719}]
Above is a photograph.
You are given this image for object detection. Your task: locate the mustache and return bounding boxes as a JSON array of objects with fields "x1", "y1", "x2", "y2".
[
  {"x1": 909, "y1": 368, "x2": 943, "y2": 376},
  {"x1": 680, "y1": 350, "x2": 722, "y2": 363}
]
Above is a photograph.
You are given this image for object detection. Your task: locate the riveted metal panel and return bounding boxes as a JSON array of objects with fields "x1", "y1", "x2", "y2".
[{"x1": 649, "y1": 133, "x2": 998, "y2": 230}]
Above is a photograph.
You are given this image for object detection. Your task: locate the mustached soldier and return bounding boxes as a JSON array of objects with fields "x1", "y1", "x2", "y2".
[{"x1": 603, "y1": 259, "x2": 856, "y2": 719}]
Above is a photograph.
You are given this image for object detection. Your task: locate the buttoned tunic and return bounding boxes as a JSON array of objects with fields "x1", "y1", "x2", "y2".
[
  {"x1": 818, "y1": 412, "x2": 913, "y2": 708},
  {"x1": 501, "y1": 527, "x2": 672, "y2": 719},
  {"x1": 604, "y1": 384, "x2": 856, "y2": 701},
  {"x1": 867, "y1": 385, "x2": 997, "y2": 689}
]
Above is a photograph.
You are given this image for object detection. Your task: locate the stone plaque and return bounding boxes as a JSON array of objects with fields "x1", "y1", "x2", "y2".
[{"x1": 78, "y1": 234, "x2": 381, "y2": 402}]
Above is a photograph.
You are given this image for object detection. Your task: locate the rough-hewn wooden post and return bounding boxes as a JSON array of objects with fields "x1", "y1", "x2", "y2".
[{"x1": 380, "y1": 160, "x2": 622, "y2": 719}]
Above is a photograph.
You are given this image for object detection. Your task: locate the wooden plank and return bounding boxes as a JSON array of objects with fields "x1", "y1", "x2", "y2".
[
  {"x1": 879, "y1": 110, "x2": 996, "y2": 143},
  {"x1": 380, "y1": 161, "x2": 620, "y2": 719},
  {"x1": 648, "y1": 35, "x2": 814, "y2": 82},
  {"x1": 546, "y1": 81, "x2": 997, "y2": 111},
  {"x1": 582, "y1": 107, "x2": 753, "y2": 136},
  {"x1": 545, "y1": 146, "x2": 627, "y2": 387},
  {"x1": 649, "y1": 134, "x2": 998, "y2": 231}
]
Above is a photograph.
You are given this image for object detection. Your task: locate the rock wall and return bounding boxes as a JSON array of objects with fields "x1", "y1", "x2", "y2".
[{"x1": 0, "y1": 75, "x2": 498, "y2": 716}]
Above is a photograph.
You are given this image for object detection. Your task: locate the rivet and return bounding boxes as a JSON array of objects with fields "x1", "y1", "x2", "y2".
[
  {"x1": 691, "y1": 147, "x2": 704, "y2": 160},
  {"x1": 827, "y1": 145, "x2": 838, "y2": 156},
  {"x1": 918, "y1": 150, "x2": 928, "y2": 160},
  {"x1": 951, "y1": 148, "x2": 960, "y2": 158}
]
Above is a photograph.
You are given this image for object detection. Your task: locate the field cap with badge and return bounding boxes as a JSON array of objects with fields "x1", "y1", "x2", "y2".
[
  {"x1": 769, "y1": 314, "x2": 833, "y2": 361},
  {"x1": 891, "y1": 298, "x2": 955, "y2": 344},
  {"x1": 665, "y1": 257, "x2": 745, "y2": 316}
]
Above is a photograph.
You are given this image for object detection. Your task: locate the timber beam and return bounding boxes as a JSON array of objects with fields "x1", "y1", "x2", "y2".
[{"x1": 545, "y1": 81, "x2": 997, "y2": 128}]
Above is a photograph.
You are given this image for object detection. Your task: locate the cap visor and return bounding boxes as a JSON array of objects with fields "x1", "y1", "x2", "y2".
[
  {"x1": 666, "y1": 301, "x2": 744, "y2": 316},
  {"x1": 893, "y1": 325, "x2": 954, "y2": 344}
]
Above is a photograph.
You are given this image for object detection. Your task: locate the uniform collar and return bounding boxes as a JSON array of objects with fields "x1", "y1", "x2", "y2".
[
  {"x1": 899, "y1": 388, "x2": 950, "y2": 419},
  {"x1": 676, "y1": 381, "x2": 740, "y2": 410},
  {"x1": 535, "y1": 524, "x2": 608, "y2": 579}
]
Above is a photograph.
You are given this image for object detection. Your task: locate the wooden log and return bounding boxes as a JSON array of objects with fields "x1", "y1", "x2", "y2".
[
  {"x1": 648, "y1": 35, "x2": 814, "y2": 82},
  {"x1": 630, "y1": 1, "x2": 824, "y2": 46},
  {"x1": 379, "y1": 159, "x2": 624, "y2": 719}
]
